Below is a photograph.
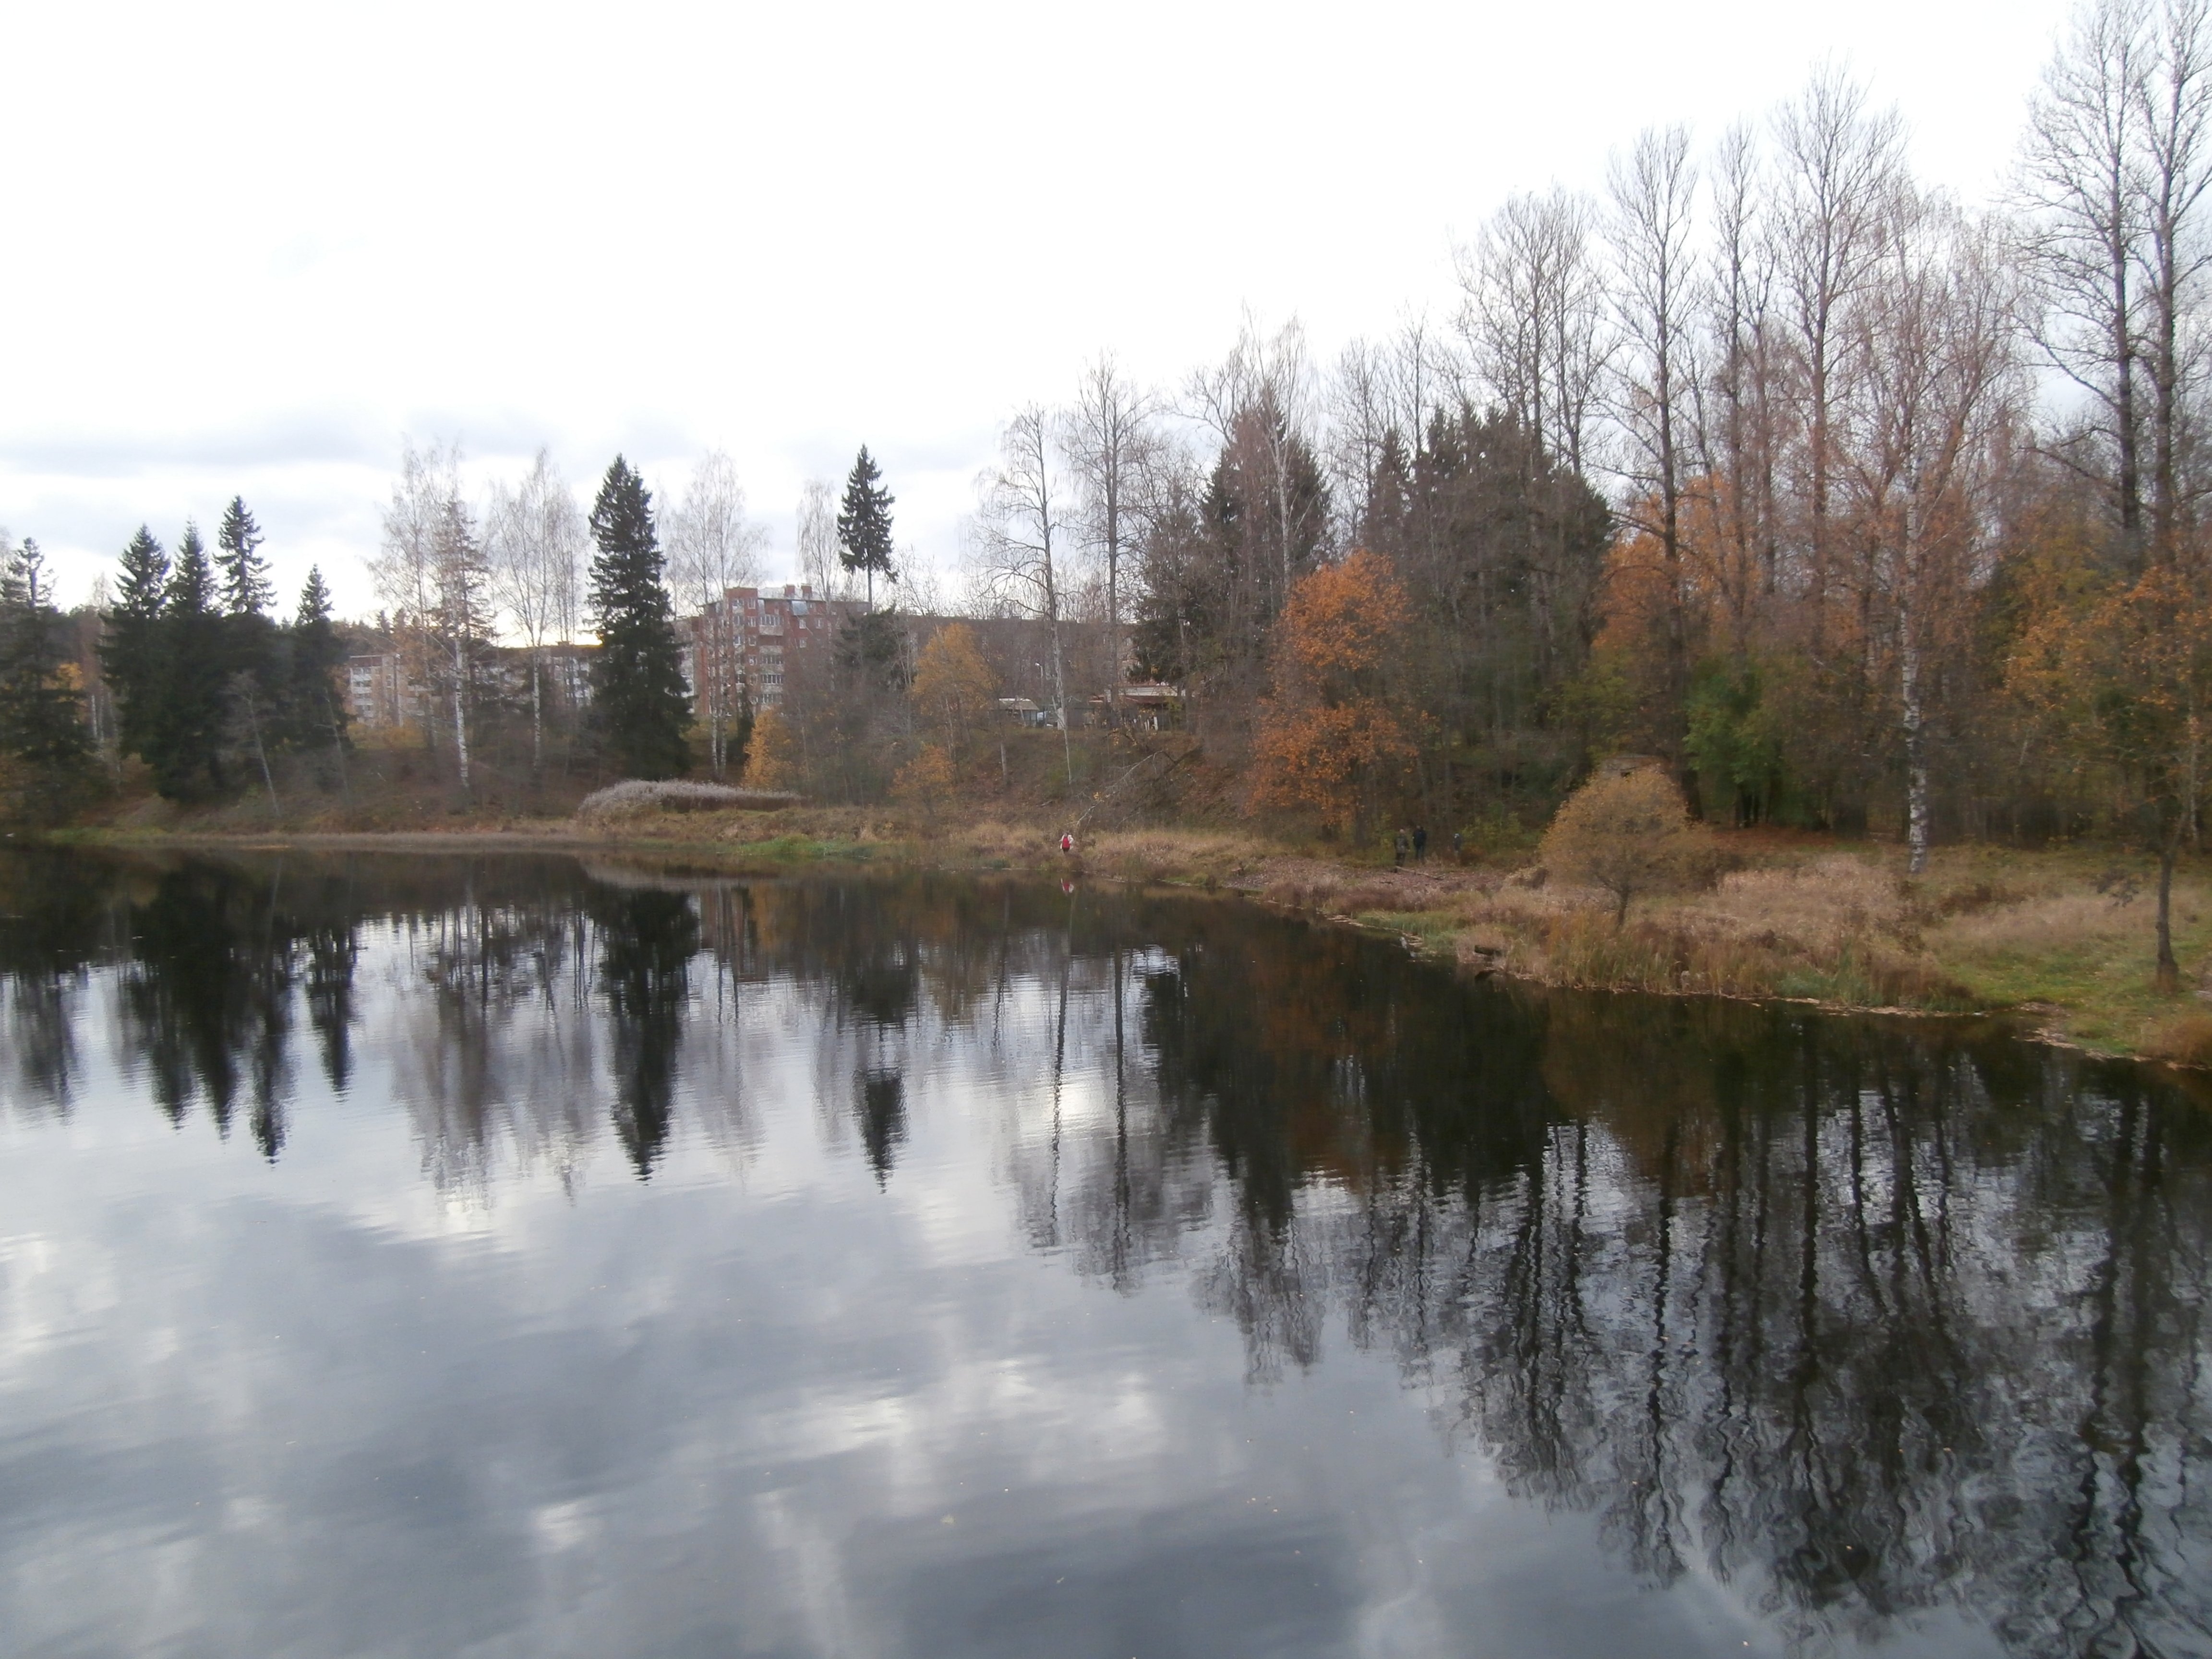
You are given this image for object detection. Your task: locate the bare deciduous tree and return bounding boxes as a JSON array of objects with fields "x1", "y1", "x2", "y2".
[
  {"x1": 1607, "y1": 123, "x2": 1701, "y2": 761},
  {"x1": 487, "y1": 448, "x2": 586, "y2": 775},
  {"x1": 2020, "y1": 0, "x2": 2152, "y2": 561},
  {"x1": 2138, "y1": 0, "x2": 2212, "y2": 560},
  {"x1": 1457, "y1": 187, "x2": 1611, "y2": 474},
  {"x1": 974, "y1": 403, "x2": 1075, "y2": 788},
  {"x1": 666, "y1": 450, "x2": 766, "y2": 775},
  {"x1": 1773, "y1": 66, "x2": 1907, "y2": 645},
  {"x1": 1697, "y1": 120, "x2": 1786, "y2": 637},
  {"x1": 1062, "y1": 354, "x2": 1160, "y2": 720},
  {"x1": 372, "y1": 438, "x2": 462, "y2": 759},
  {"x1": 433, "y1": 493, "x2": 489, "y2": 791},
  {"x1": 1186, "y1": 314, "x2": 1326, "y2": 598},
  {"x1": 796, "y1": 480, "x2": 843, "y2": 601},
  {"x1": 1843, "y1": 198, "x2": 2021, "y2": 871}
]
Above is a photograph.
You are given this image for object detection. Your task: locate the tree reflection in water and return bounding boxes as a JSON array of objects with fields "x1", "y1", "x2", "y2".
[{"x1": 1, "y1": 846, "x2": 2208, "y2": 1655}]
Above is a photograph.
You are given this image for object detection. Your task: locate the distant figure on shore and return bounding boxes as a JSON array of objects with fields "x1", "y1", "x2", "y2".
[
  {"x1": 1413, "y1": 826, "x2": 1429, "y2": 862},
  {"x1": 1452, "y1": 829, "x2": 1465, "y2": 862},
  {"x1": 1394, "y1": 828, "x2": 1409, "y2": 867},
  {"x1": 1059, "y1": 832, "x2": 1075, "y2": 855}
]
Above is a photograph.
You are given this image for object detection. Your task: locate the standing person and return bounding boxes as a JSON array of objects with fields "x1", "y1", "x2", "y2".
[
  {"x1": 1413, "y1": 826, "x2": 1428, "y2": 862},
  {"x1": 1452, "y1": 829, "x2": 1465, "y2": 863},
  {"x1": 1394, "y1": 828, "x2": 1408, "y2": 867}
]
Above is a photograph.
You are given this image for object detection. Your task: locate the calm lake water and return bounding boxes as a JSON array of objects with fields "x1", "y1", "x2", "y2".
[{"x1": 1, "y1": 848, "x2": 2209, "y2": 1659}]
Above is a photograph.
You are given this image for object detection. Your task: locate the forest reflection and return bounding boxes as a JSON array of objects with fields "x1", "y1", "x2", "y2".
[{"x1": 2, "y1": 846, "x2": 2208, "y2": 1656}]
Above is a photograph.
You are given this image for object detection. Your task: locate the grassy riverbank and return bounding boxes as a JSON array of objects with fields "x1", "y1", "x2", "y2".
[{"x1": 46, "y1": 800, "x2": 2212, "y2": 1067}]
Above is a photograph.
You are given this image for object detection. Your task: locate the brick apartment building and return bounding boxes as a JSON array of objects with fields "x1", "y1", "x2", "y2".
[{"x1": 682, "y1": 584, "x2": 855, "y2": 710}]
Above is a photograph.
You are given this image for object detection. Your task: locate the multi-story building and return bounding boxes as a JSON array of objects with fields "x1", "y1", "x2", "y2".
[
  {"x1": 345, "y1": 643, "x2": 595, "y2": 730},
  {"x1": 682, "y1": 584, "x2": 855, "y2": 710},
  {"x1": 346, "y1": 652, "x2": 421, "y2": 730}
]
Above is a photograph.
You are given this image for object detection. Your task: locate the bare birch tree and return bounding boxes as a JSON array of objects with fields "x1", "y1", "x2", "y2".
[
  {"x1": 2019, "y1": 0, "x2": 2152, "y2": 563},
  {"x1": 486, "y1": 448, "x2": 586, "y2": 775},
  {"x1": 1607, "y1": 123, "x2": 1701, "y2": 759},
  {"x1": 796, "y1": 480, "x2": 843, "y2": 600},
  {"x1": 2137, "y1": 0, "x2": 2212, "y2": 562},
  {"x1": 1185, "y1": 314, "x2": 1325, "y2": 600},
  {"x1": 666, "y1": 450, "x2": 766, "y2": 775},
  {"x1": 1456, "y1": 188, "x2": 1611, "y2": 473},
  {"x1": 1773, "y1": 66, "x2": 1907, "y2": 647},
  {"x1": 432, "y1": 494, "x2": 490, "y2": 791},
  {"x1": 1697, "y1": 120, "x2": 1786, "y2": 637},
  {"x1": 1062, "y1": 354, "x2": 1160, "y2": 719},
  {"x1": 974, "y1": 403, "x2": 1075, "y2": 788},
  {"x1": 1844, "y1": 199, "x2": 2020, "y2": 871},
  {"x1": 372, "y1": 438, "x2": 462, "y2": 757}
]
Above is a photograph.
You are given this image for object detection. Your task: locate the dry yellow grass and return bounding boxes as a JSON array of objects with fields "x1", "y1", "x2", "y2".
[{"x1": 1926, "y1": 891, "x2": 2145, "y2": 954}]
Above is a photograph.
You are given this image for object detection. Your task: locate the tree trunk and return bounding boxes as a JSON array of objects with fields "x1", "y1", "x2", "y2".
[
  {"x1": 1050, "y1": 606, "x2": 1073, "y2": 794},
  {"x1": 322, "y1": 688, "x2": 351, "y2": 806},
  {"x1": 246, "y1": 692, "x2": 279, "y2": 817},
  {"x1": 2157, "y1": 814, "x2": 2182, "y2": 994},
  {"x1": 451, "y1": 638, "x2": 471, "y2": 792},
  {"x1": 1902, "y1": 625, "x2": 1931, "y2": 875}
]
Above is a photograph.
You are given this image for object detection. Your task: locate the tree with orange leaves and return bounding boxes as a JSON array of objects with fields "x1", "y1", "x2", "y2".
[
  {"x1": 1248, "y1": 549, "x2": 1418, "y2": 841},
  {"x1": 2011, "y1": 553, "x2": 2212, "y2": 991}
]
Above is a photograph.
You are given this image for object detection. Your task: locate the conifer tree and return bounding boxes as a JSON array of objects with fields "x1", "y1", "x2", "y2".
[
  {"x1": 287, "y1": 567, "x2": 350, "y2": 786},
  {"x1": 835, "y1": 446, "x2": 898, "y2": 608},
  {"x1": 588, "y1": 457, "x2": 691, "y2": 778},
  {"x1": 0, "y1": 538, "x2": 95, "y2": 815},
  {"x1": 150, "y1": 523, "x2": 229, "y2": 798},
  {"x1": 216, "y1": 496, "x2": 281, "y2": 806},
  {"x1": 103, "y1": 525, "x2": 169, "y2": 762},
  {"x1": 216, "y1": 497, "x2": 274, "y2": 616}
]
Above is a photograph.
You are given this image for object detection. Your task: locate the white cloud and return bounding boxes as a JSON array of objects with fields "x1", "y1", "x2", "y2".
[{"x1": 0, "y1": 0, "x2": 2072, "y2": 613}]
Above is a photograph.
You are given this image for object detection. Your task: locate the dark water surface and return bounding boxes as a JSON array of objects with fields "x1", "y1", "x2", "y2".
[{"x1": 2, "y1": 848, "x2": 2210, "y2": 1659}]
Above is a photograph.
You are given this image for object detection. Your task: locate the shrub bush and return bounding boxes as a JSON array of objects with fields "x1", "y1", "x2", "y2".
[{"x1": 1539, "y1": 765, "x2": 1714, "y2": 926}]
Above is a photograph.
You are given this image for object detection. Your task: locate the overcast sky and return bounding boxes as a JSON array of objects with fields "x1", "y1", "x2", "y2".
[{"x1": 0, "y1": 0, "x2": 2073, "y2": 616}]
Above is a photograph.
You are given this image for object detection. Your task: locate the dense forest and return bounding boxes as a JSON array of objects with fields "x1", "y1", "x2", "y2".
[{"x1": 4, "y1": 0, "x2": 2212, "y2": 881}]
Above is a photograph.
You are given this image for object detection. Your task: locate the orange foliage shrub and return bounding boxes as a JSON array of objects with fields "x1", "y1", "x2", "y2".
[
  {"x1": 910, "y1": 622, "x2": 997, "y2": 761},
  {"x1": 745, "y1": 708, "x2": 797, "y2": 790},
  {"x1": 891, "y1": 743, "x2": 956, "y2": 822},
  {"x1": 1248, "y1": 550, "x2": 1418, "y2": 840}
]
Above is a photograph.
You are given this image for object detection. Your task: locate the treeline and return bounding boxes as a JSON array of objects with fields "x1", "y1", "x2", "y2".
[
  {"x1": 845, "y1": 0, "x2": 2212, "y2": 878},
  {"x1": 102, "y1": 503, "x2": 352, "y2": 803},
  {"x1": 0, "y1": 538, "x2": 95, "y2": 819},
  {"x1": 0, "y1": 505, "x2": 350, "y2": 817},
  {"x1": 13, "y1": 0, "x2": 2212, "y2": 871}
]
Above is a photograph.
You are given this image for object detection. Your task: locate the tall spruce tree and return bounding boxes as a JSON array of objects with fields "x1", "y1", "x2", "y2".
[
  {"x1": 216, "y1": 497, "x2": 274, "y2": 616},
  {"x1": 104, "y1": 525, "x2": 169, "y2": 763},
  {"x1": 151, "y1": 523, "x2": 229, "y2": 798},
  {"x1": 216, "y1": 496, "x2": 281, "y2": 806},
  {"x1": 0, "y1": 538, "x2": 95, "y2": 816},
  {"x1": 588, "y1": 457, "x2": 691, "y2": 778},
  {"x1": 287, "y1": 567, "x2": 350, "y2": 794},
  {"x1": 287, "y1": 568, "x2": 349, "y2": 748},
  {"x1": 835, "y1": 446, "x2": 897, "y2": 607}
]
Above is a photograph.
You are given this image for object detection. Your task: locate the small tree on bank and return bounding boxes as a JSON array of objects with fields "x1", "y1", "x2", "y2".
[
  {"x1": 910, "y1": 621, "x2": 997, "y2": 763},
  {"x1": 1540, "y1": 765, "x2": 1712, "y2": 926},
  {"x1": 588, "y1": 457, "x2": 691, "y2": 780},
  {"x1": 745, "y1": 706, "x2": 796, "y2": 788}
]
